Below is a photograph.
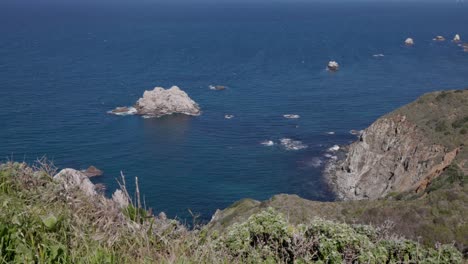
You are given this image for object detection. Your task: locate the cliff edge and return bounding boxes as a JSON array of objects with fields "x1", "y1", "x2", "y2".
[{"x1": 327, "y1": 89, "x2": 467, "y2": 200}]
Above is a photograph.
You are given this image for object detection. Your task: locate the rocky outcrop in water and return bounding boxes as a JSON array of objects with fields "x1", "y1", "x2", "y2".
[
  {"x1": 327, "y1": 61, "x2": 339, "y2": 71},
  {"x1": 405, "y1": 38, "x2": 414, "y2": 46},
  {"x1": 433, "y1": 35, "x2": 445, "y2": 41},
  {"x1": 453, "y1": 34, "x2": 461, "y2": 42},
  {"x1": 135, "y1": 86, "x2": 201, "y2": 117},
  {"x1": 82, "y1": 165, "x2": 103, "y2": 177},
  {"x1": 326, "y1": 90, "x2": 467, "y2": 200}
]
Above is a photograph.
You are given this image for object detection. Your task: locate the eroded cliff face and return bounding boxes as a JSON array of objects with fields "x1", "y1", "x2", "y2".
[{"x1": 327, "y1": 114, "x2": 460, "y2": 200}]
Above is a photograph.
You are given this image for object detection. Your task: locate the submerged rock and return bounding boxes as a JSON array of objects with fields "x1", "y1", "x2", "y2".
[
  {"x1": 327, "y1": 61, "x2": 339, "y2": 71},
  {"x1": 54, "y1": 169, "x2": 97, "y2": 197},
  {"x1": 209, "y1": 85, "x2": 227, "y2": 91},
  {"x1": 404, "y1": 38, "x2": 414, "y2": 46},
  {"x1": 82, "y1": 166, "x2": 103, "y2": 177},
  {"x1": 135, "y1": 86, "x2": 201, "y2": 117}
]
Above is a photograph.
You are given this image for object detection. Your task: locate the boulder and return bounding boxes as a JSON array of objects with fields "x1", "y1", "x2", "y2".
[
  {"x1": 135, "y1": 86, "x2": 201, "y2": 117},
  {"x1": 453, "y1": 34, "x2": 461, "y2": 42},
  {"x1": 82, "y1": 166, "x2": 103, "y2": 177},
  {"x1": 327, "y1": 61, "x2": 339, "y2": 71},
  {"x1": 404, "y1": 38, "x2": 414, "y2": 46},
  {"x1": 54, "y1": 169, "x2": 97, "y2": 197},
  {"x1": 209, "y1": 85, "x2": 227, "y2": 91}
]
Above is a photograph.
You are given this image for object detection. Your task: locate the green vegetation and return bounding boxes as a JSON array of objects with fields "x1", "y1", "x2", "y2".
[{"x1": 0, "y1": 162, "x2": 463, "y2": 263}]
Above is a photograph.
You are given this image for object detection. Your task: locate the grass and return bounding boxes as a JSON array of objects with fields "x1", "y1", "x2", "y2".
[{"x1": 0, "y1": 161, "x2": 463, "y2": 263}]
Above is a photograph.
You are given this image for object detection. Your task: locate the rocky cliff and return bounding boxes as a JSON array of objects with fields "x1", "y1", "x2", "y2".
[{"x1": 327, "y1": 89, "x2": 467, "y2": 200}]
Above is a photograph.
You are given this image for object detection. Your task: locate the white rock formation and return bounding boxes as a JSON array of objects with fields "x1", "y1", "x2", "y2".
[
  {"x1": 327, "y1": 61, "x2": 339, "y2": 71},
  {"x1": 433, "y1": 36, "x2": 445, "y2": 41},
  {"x1": 135, "y1": 86, "x2": 200, "y2": 117},
  {"x1": 404, "y1": 38, "x2": 414, "y2": 46},
  {"x1": 453, "y1": 34, "x2": 461, "y2": 42},
  {"x1": 54, "y1": 169, "x2": 97, "y2": 197}
]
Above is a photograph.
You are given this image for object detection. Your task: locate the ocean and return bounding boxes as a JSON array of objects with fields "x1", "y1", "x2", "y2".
[{"x1": 1, "y1": 1, "x2": 467, "y2": 221}]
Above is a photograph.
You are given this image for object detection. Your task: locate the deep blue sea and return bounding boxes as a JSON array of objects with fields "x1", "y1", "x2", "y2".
[{"x1": 1, "y1": 1, "x2": 468, "y2": 221}]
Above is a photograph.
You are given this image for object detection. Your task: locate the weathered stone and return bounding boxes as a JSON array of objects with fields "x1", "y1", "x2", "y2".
[
  {"x1": 135, "y1": 86, "x2": 200, "y2": 117},
  {"x1": 405, "y1": 38, "x2": 414, "y2": 46},
  {"x1": 54, "y1": 169, "x2": 97, "y2": 197}
]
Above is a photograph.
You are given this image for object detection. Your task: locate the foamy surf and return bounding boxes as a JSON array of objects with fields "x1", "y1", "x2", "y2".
[
  {"x1": 225, "y1": 115, "x2": 235, "y2": 119},
  {"x1": 283, "y1": 114, "x2": 300, "y2": 119},
  {"x1": 260, "y1": 140, "x2": 275, "y2": 146},
  {"x1": 280, "y1": 138, "x2": 307, "y2": 151},
  {"x1": 327, "y1": 145, "x2": 340, "y2": 152},
  {"x1": 108, "y1": 107, "x2": 137, "y2": 116}
]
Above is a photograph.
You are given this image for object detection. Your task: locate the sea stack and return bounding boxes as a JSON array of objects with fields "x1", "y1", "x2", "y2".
[
  {"x1": 404, "y1": 38, "x2": 414, "y2": 46},
  {"x1": 453, "y1": 34, "x2": 461, "y2": 42},
  {"x1": 327, "y1": 61, "x2": 339, "y2": 71},
  {"x1": 433, "y1": 35, "x2": 445, "y2": 41},
  {"x1": 134, "y1": 86, "x2": 201, "y2": 117}
]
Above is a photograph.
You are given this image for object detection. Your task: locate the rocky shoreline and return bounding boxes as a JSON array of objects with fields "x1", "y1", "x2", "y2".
[{"x1": 324, "y1": 89, "x2": 467, "y2": 200}]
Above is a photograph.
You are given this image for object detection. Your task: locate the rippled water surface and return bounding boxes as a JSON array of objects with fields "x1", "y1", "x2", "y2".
[{"x1": 1, "y1": 1, "x2": 468, "y2": 220}]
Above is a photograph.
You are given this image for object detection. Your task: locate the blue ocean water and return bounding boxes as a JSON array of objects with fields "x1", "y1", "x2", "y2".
[{"x1": 1, "y1": 1, "x2": 468, "y2": 221}]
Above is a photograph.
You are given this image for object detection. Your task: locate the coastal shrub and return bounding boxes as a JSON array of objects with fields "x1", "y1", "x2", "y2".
[
  {"x1": 0, "y1": 162, "x2": 464, "y2": 263},
  {"x1": 451, "y1": 115, "x2": 468, "y2": 129},
  {"x1": 214, "y1": 208, "x2": 462, "y2": 263}
]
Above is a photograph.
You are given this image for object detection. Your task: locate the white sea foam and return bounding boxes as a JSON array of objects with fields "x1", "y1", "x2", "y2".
[
  {"x1": 283, "y1": 114, "x2": 300, "y2": 119},
  {"x1": 309, "y1": 157, "x2": 324, "y2": 168},
  {"x1": 373, "y1": 54, "x2": 385, "y2": 57},
  {"x1": 280, "y1": 138, "x2": 307, "y2": 151},
  {"x1": 324, "y1": 153, "x2": 333, "y2": 158},
  {"x1": 261, "y1": 140, "x2": 275, "y2": 146},
  {"x1": 225, "y1": 115, "x2": 235, "y2": 119},
  {"x1": 327, "y1": 145, "x2": 340, "y2": 152},
  {"x1": 107, "y1": 107, "x2": 137, "y2": 116},
  {"x1": 326, "y1": 131, "x2": 335, "y2": 135}
]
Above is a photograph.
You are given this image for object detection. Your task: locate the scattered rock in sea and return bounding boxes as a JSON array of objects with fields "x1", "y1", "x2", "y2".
[
  {"x1": 54, "y1": 169, "x2": 97, "y2": 197},
  {"x1": 453, "y1": 34, "x2": 461, "y2": 42},
  {"x1": 82, "y1": 166, "x2": 103, "y2": 177},
  {"x1": 108, "y1": 106, "x2": 137, "y2": 116},
  {"x1": 280, "y1": 138, "x2": 308, "y2": 151},
  {"x1": 433, "y1": 35, "x2": 445, "y2": 41},
  {"x1": 209, "y1": 85, "x2": 227, "y2": 91},
  {"x1": 283, "y1": 114, "x2": 300, "y2": 119},
  {"x1": 327, "y1": 145, "x2": 340, "y2": 152},
  {"x1": 261, "y1": 140, "x2": 275, "y2": 147},
  {"x1": 327, "y1": 61, "x2": 339, "y2": 71},
  {"x1": 135, "y1": 86, "x2": 201, "y2": 117},
  {"x1": 405, "y1": 38, "x2": 414, "y2": 46},
  {"x1": 224, "y1": 114, "x2": 235, "y2": 119}
]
